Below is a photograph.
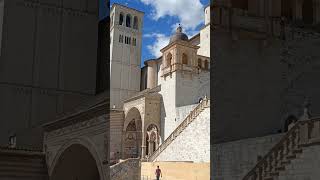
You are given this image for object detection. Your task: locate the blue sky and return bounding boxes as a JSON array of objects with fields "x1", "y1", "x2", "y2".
[{"x1": 108, "y1": 0, "x2": 209, "y2": 66}]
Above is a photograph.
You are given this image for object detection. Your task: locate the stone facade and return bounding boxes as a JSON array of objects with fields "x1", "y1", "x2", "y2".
[
  {"x1": 0, "y1": 0, "x2": 3, "y2": 56},
  {"x1": 0, "y1": 0, "x2": 107, "y2": 148},
  {"x1": 212, "y1": 133, "x2": 283, "y2": 180},
  {"x1": 154, "y1": 108, "x2": 210, "y2": 163}
]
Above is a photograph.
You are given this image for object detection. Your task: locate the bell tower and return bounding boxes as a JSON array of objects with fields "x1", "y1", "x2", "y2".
[
  {"x1": 158, "y1": 25, "x2": 202, "y2": 138},
  {"x1": 110, "y1": 4, "x2": 144, "y2": 109},
  {"x1": 160, "y1": 25, "x2": 199, "y2": 79}
]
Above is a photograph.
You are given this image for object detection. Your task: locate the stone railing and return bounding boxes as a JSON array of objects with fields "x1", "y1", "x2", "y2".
[
  {"x1": 110, "y1": 158, "x2": 140, "y2": 180},
  {"x1": 148, "y1": 98, "x2": 210, "y2": 162},
  {"x1": 243, "y1": 117, "x2": 320, "y2": 180}
]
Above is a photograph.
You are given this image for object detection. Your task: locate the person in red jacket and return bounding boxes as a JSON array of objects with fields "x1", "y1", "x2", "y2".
[{"x1": 155, "y1": 166, "x2": 162, "y2": 180}]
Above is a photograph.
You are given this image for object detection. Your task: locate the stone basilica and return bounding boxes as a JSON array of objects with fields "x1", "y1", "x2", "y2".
[{"x1": 0, "y1": 1, "x2": 211, "y2": 180}]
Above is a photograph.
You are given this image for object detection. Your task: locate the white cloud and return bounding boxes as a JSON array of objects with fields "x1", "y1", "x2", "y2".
[
  {"x1": 140, "y1": 0, "x2": 205, "y2": 31},
  {"x1": 145, "y1": 33, "x2": 170, "y2": 57}
]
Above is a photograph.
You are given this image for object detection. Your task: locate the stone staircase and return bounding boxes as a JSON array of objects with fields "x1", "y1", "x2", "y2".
[
  {"x1": 110, "y1": 158, "x2": 140, "y2": 180},
  {"x1": 148, "y1": 98, "x2": 210, "y2": 162},
  {"x1": 0, "y1": 147, "x2": 48, "y2": 180},
  {"x1": 242, "y1": 118, "x2": 320, "y2": 180}
]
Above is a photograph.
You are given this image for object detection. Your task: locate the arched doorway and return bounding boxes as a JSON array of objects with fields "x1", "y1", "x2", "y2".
[
  {"x1": 51, "y1": 144, "x2": 100, "y2": 180},
  {"x1": 123, "y1": 107, "x2": 142, "y2": 159},
  {"x1": 302, "y1": 0, "x2": 313, "y2": 24},
  {"x1": 284, "y1": 115, "x2": 298, "y2": 132}
]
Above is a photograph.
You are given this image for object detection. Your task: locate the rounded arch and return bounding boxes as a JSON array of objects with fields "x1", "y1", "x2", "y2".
[
  {"x1": 126, "y1": 14, "x2": 132, "y2": 27},
  {"x1": 182, "y1": 53, "x2": 188, "y2": 65},
  {"x1": 133, "y1": 16, "x2": 138, "y2": 29},
  {"x1": 166, "y1": 53, "x2": 172, "y2": 67},
  {"x1": 122, "y1": 107, "x2": 143, "y2": 159},
  {"x1": 124, "y1": 107, "x2": 143, "y2": 131},
  {"x1": 119, "y1": 12, "x2": 124, "y2": 25},
  {"x1": 50, "y1": 137, "x2": 105, "y2": 180}
]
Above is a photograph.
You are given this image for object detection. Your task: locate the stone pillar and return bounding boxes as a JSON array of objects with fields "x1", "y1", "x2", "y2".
[
  {"x1": 147, "y1": 60, "x2": 157, "y2": 89},
  {"x1": 295, "y1": 0, "x2": 303, "y2": 20},
  {"x1": 315, "y1": 0, "x2": 320, "y2": 24}
]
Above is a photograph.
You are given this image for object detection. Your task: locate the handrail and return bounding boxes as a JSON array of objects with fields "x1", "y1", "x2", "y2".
[
  {"x1": 243, "y1": 117, "x2": 320, "y2": 179},
  {"x1": 148, "y1": 98, "x2": 210, "y2": 162}
]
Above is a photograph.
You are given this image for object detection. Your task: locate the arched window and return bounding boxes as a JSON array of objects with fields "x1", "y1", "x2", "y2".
[
  {"x1": 133, "y1": 16, "x2": 138, "y2": 29},
  {"x1": 119, "y1": 13, "x2": 124, "y2": 25},
  {"x1": 166, "y1": 53, "x2": 172, "y2": 67},
  {"x1": 126, "y1": 14, "x2": 131, "y2": 27},
  {"x1": 198, "y1": 58, "x2": 202, "y2": 68},
  {"x1": 182, "y1": 53, "x2": 188, "y2": 65},
  {"x1": 204, "y1": 60, "x2": 209, "y2": 70}
]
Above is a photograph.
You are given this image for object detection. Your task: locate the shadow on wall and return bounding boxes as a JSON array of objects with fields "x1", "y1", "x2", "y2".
[{"x1": 160, "y1": 96, "x2": 166, "y2": 143}]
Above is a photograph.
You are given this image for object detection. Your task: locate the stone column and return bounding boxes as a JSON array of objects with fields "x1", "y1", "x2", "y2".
[
  {"x1": 147, "y1": 60, "x2": 157, "y2": 89},
  {"x1": 295, "y1": 0, "x2": 303, "y2": 20},
  {"x1": 148, "y1": 140, "x2": 152, "y2": 156},
  {"x1": 315, "y1": 0, "x2": 320, "y2": 24}
]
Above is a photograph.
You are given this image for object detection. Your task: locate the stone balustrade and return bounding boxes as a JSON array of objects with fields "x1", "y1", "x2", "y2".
[
  {"x1": 243, "y1": 118, "x2": 320, "y2": 180},
  {"x1": 148, "y1": 98, "x2": 210, "y2": 162},
  {"x1": 110, "y1": 158, "x2": 140, "y2": 180}
]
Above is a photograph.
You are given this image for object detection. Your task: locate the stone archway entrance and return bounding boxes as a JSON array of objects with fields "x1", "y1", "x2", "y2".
[
  {"x1": 51, "y1": 144, "x2": 100, "y2": 180},
  {"x1": 122, "y1": 107, "x2": 142, "y2": 159}
]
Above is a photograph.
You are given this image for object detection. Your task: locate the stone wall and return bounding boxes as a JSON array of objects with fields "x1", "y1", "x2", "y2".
[
  {"x1": 278, "y1": 145, "x2": 320, "y2": 180},
  {"x1": 159, "y1": 73, "x2": 177, "y2": 139},
  {"x1": 211, "y1": 133, "x2": 283, "y2": 180},
  {"x1": 0, "y1": 0, "x2": 3, "y2": 57},
  {"x1": 0, "y1": 0, "x2": 103, "y2": 148},
  {"x1": 110, "y1": 158, "x2": 140, "y2": 180},
  {"x1": 175, "y1": 103, "x2": 197, "y2": 124},
  {"x1": 154, "y1": 107, "x2": 210, "y2": 163},
  {"x1": 141, "y1": 161, "x2": 210, "y2": 180},
  {"x1": 0, "y1": 148, "x2": 48, "y2": 180},
  {"x1": 109, "y1": 110, "x2": 124, "y2": 164}
]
